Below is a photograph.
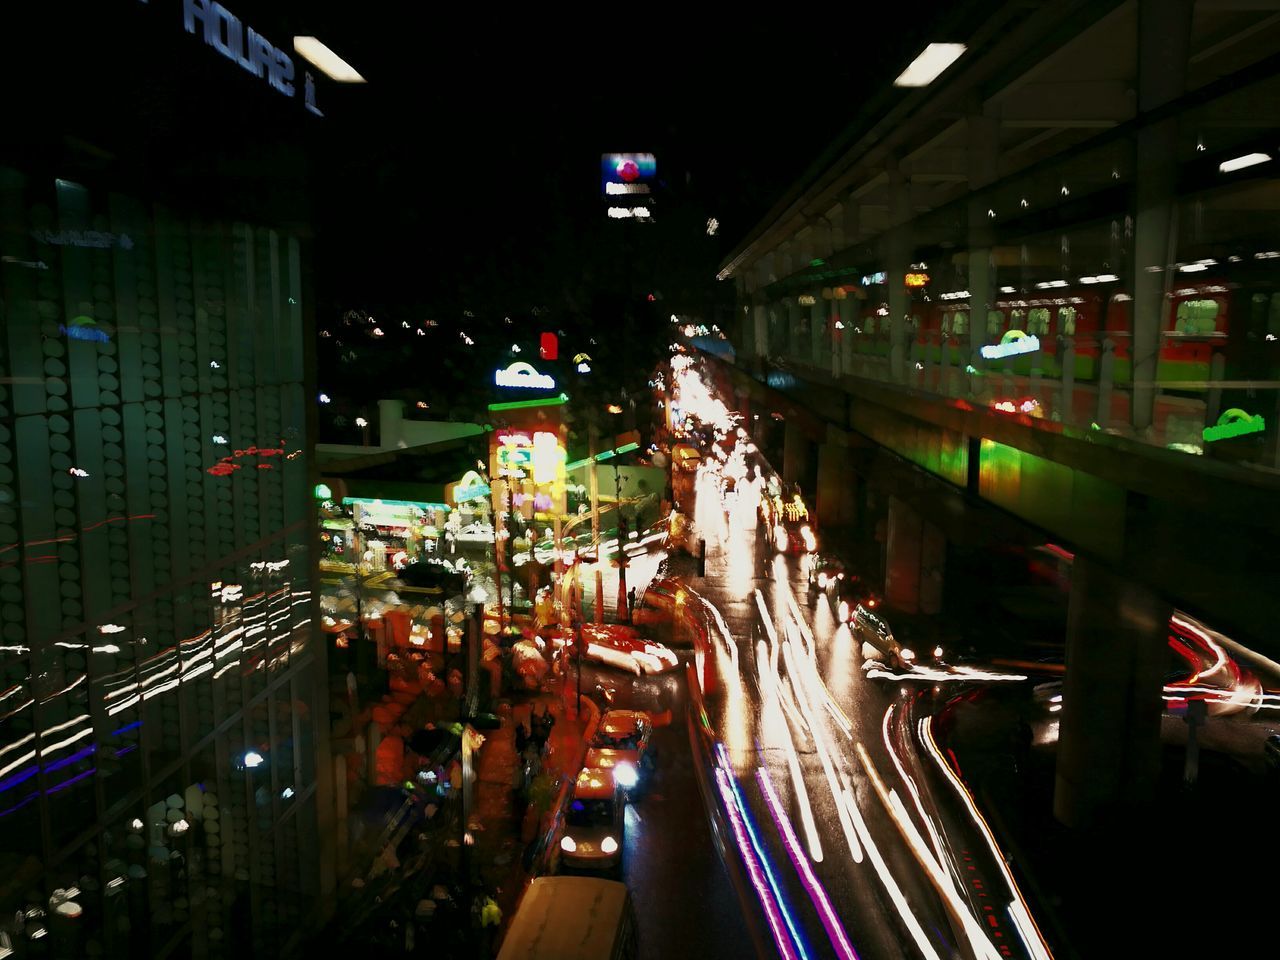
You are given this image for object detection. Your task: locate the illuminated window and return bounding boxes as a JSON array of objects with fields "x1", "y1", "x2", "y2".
[
  {"x1": 987, "y1": 310, "x2": 1006, "y2": 336},
  {"x1": 1057, "y1": 306, "x2": 1077, "y2": 336},
  {"x1": 952, "y1": 312, "x2": 968, "y2": 336},
  {"x1": 1027, "y1": 308, "x2": 1051, "y2": 336},
  {"x1": 1175, "y1": 299, "x2": 1220, "y2": 335}
]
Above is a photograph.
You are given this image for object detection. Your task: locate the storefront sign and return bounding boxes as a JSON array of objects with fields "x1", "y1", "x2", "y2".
[
  {"x1": 183, "y1": 0, "x2": 295, "y2": 96},
  {"x1": 494, "y1": 361, "x2": 556, "y2": 390},
  {"x1": 1203, "y1": 409, "x2": 1266, "y2": 442},
  {"x1": 861, "y1": 272, "x2": 887, "y2": 286},
  {"x1": 905, "y1": 272, "x2": 929, "y2": 287},
  {"x1": 980, "y1": 330, "x2": 1040, "y2": 360}
]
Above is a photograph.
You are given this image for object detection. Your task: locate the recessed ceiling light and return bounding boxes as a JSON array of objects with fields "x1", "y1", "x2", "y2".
[
  {"x1": 293, "y1": 37, "x2": 366, "y2": 83},
  {"x1": 893, "y1": 43, "x2": 966, "y2": 88}
]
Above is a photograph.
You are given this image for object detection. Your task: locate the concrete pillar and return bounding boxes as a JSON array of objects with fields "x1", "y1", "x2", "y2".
[
  {"x1": 1131, "y1": 0, "x2": 1193, "y2": 432},
  {"x1": 1054, "y1": 555, "x2": 1171, "y2": 828},
  {"x1": 837, "y1": 298, "x2": 855, "y2": 376},
  {"x1": 816, "y1": 435, "x2": 857, "y2": 532},
  {"x1": 378, "y1": 398, "x2": 404, "y2": 448},
  {"x1": 782, "y1": 419, "x2": 809, "y2": 485},
  {"x1": 753, "y1": 304, "x2": 768, "y2": 359},
  {"x1": 887, "y1": 165, "x2": 912, "y2": 383},
  {"x1": 810, "y1": 296, "x2": 824, "y2": 365},
  {"x1": 884, "y1": 496, "x2": 922, "y2": 614},
  {"x1": 919, "y1": 521, "x2": 946, "y2": 616},
  {"x1": 967, "y1": 111, "x2": 1000, "y2": 390}
]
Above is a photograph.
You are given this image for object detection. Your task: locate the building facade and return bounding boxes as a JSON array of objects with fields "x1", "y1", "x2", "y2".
[
  {"x1": 723, "y1": 0, "x2": 1280, "y2": 471},
  {"x1": 1, "y1": 4, "x2": 335, "y2": 957}
]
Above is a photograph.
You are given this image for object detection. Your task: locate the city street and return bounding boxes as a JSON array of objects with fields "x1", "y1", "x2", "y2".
[{"x1": 674, "y1": 464, "x2": 1052, "y2": 960}]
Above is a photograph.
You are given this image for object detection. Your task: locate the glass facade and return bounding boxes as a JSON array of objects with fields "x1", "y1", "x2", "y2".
[
  {"x1": 738, "y1": 13, "x2": 1280, "y2": 474},
  {"x1": 0, "y1": 169, "x2": 327, "y2": 958}
]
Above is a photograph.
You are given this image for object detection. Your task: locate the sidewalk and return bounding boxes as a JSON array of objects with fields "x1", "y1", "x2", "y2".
[{"x1": 469, "y1": 680, "x2": 597, "y2": 955}]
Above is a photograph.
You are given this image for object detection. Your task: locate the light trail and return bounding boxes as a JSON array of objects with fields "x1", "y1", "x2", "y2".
[
  {"x1": 882, "y1": 702, "x2": 950, "y2": 875},
  {"x1": 920, "y1": 718, "x2": 1055, "y2": 960},
  {"x1": 757, "y1": 639, "x2": 823, "y2": 863},
  {"x1": 782, "y1": 632, "x2": 863, "y2": 864},
  {"x1": 855, "y1": 742, "x2": 1003, "y2": 960},
  {"x1": 757, "y1": 767, "x2": 860, "y2": 960},
  {"x1": 713, "y1": 766, "x2": 803, "y2": 960}
]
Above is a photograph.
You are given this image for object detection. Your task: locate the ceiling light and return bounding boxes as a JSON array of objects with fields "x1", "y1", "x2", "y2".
[
  {"x1": 1218, "y1": 152, "x2": 1270, "y2": 173},
  {"x1": 999, "y1": 285, "x2": 1016, "y2": 293},
  {"x1": 293, "y1": 37, "x2": 366, "y2": 83},
  {"x1": 893, "y1": 43, "x2": 966, "y2": 87},
  {"x1": 1179, "y1": 262, "x2": 1208, "y2": 272}
]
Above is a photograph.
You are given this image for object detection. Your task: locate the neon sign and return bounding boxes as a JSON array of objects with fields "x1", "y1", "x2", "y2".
[
  {"x1": 980, "y1": 329, "x2": 1040, "y2": 360},
  {"x1": 905, "y1": 273, "x2": 929, "y2": 287},
  {"x1": 1203, "y1": 409, "x2": 1266, "y2": 442},
  {"x1": 861, "y1": 272, "x2": 887, "y2": 286},
  {"x1": 454, "y1": 471, "x2": 490, "y2": 502},
  {"x1": 494, "y1": 361, "x2": 556, "y2": 390}
]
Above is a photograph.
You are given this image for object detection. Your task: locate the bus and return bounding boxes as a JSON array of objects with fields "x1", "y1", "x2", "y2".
[{"x1": 497, "y1": 876, "x2": 638, "y2": 960}]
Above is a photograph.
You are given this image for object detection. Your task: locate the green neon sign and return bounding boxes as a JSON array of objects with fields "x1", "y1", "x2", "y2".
[
  {"x1": 314, "y1": 483, "x2": 332, "y2": 500},
  {"x1": 488, "y1": 392, "x2": 570, "y2": 412},
  {"x1": 1203, "y1": 408, "x2": 1266, "y2": 443}
]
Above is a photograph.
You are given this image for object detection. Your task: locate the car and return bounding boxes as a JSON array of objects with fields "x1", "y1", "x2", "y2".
[
  {"x1": 550, "y1": 623, "x2": 680, "y2": 675},
  {"x1": 825, "y1": 575, "x2": 881, "y2": 625},
  {"x1": 851, "y1": 603, "x2": 943, "y2": 671},
  {"x1": 806, "y1": 553, "x2": 847, "y2": 594},
  {"x1": 586, "y1": 710, "x2": 656, "y2": 792},
  {"x1": 671, "y1": 443, "x2": 702, "y2": 473},
  {"x1": 560, "y1": 767, "x2": 625, "y2": 876}
]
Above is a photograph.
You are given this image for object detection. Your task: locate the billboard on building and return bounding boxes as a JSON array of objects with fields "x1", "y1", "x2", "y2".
[{"x1": 601, "y1": 153, "x2": 656, "y2": 196}]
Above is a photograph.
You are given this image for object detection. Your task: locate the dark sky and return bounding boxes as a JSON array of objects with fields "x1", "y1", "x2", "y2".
[
  {"x1": 294, "y1": 6, "x2": 957, "y2": 308},
  {"x1": 2, "y1": 2, "x2": 956, "y2": 314}
]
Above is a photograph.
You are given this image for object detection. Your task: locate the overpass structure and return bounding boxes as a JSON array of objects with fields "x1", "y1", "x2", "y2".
[{"x1": 714, "y1": 0, "x2": 1280, "y2": 828}]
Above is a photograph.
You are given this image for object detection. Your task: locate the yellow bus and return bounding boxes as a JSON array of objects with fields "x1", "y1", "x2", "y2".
[{"x1": 497, "y1": 876, "x2": 637, "y2": 960}]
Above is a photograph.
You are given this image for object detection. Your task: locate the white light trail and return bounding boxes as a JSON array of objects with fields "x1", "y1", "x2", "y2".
[
  {"x1": 920, "y1": 719, "x2": 1055, "y2": 960},
  {"x1": 757, "y1": 640, "x2": 823, "y2": 863},
  {"x1": 856, "y1": 743, "x2": 1002, "y2": 960},
  {"x1": 783, "y1": 635, "x2": 863, "y2": 863}
]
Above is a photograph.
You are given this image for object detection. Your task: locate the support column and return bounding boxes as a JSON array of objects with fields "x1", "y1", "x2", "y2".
[
  {"x1": 1131, "y1": 0, "x2": 1193, "y2": 432},
  {"x1": 967, "y1": 111, "x2": 1000, "y2": 396},
  {"x1": 883, "y1": 496, "x2": 922, "y2": 614},
  {"x1": 753, "y1": 303, "x2": 768, "y2": 359},
  {"x1": 887, "y1": 164, "x2": 911, "y2": 383},
  {"x1": 837, "y1": 297, "x2": 854, "y2": 376},
  {"x1": 919, "y1": 521, "x2": 946, "y2": 616},
  {"x1": 782, "y1": 419, "x2": 810, "y2": 486},
  {"x1": 1054, "y1": 555, "x2": 1170, "y2": 828},
  {"x1": 816, "y1": 432, "x2": 857, "y2": 533}
]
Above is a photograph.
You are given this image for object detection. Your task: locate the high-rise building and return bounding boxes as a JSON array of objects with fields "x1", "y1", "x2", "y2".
[{"x1": 0, "y1": 5, "x2": 335, "y2": 956}]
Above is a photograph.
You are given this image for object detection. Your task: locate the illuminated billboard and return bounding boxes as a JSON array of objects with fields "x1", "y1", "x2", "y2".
[{"x1": 601, "y1": 153, "x2": 656, "y2": 195}]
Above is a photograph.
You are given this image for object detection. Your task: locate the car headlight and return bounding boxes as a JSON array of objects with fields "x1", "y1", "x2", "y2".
[
  {"x1": 601, "y1": 836, "x2": 618, "y2": 854},
  {"x1": 933, "y1": 646, "x2": 944, "y2": 659},
  {"x1": 774, "y1": 525, "x2": 787, "y2": 552},
  {"x1": 817, "y1": 572, "x2": 828, "y2": 589},
  {"x1": 838, "y1": 600, "x2": 850, "y2": 622},
  {"x1": 899, "y1": 647, "x2": 916, "y2": 662},
  {"x1": 560, "y1": 835, "x2": 577, "y2": 853},
  {"x1": 615, "y1": 763, "x2": 638, "y2": 789}
]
